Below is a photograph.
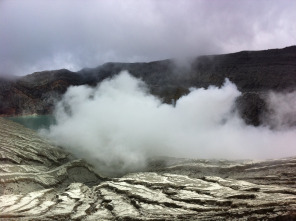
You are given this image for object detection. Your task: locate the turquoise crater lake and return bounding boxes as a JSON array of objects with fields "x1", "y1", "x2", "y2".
[{"x1": 5, "y1": 115, "x2": 55, "y2": 131}]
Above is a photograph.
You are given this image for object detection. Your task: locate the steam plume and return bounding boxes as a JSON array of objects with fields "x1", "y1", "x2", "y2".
[{"x1": 42, "y1": 71, "x2": 296, "y2": 175}]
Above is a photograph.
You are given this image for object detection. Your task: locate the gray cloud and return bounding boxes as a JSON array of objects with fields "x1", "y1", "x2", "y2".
[{"x1": 0, "y1": 0, "x2": 296, "y2": 76}]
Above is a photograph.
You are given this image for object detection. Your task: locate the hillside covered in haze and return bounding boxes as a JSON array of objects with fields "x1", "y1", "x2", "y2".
[{"x1": 1, "y1": 46, "x2": 296, "y2": 126}]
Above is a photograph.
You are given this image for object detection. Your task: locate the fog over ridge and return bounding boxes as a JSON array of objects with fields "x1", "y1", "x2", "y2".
[
  {"x1": 1, "y1": 0, "x2": 296, "y2": 76},
  {"x1": 41, "y1": 71, "x2": 296, "y2": 175}
]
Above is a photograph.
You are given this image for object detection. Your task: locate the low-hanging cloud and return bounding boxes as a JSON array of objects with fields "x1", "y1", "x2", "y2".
[
  {"x1": 1, "y1": 0, "x2": 296, "y2": 76},
  {"x1": 42, "y1": 71, "x2": 296, "y2": 176}
]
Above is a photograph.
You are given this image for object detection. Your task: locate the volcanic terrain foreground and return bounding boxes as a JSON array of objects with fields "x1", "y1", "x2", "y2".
[{"x1": 0, "y1": 118, "x2": 295, "y2": 220}]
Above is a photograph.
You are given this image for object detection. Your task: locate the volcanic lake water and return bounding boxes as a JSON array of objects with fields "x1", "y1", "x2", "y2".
[{"x1": 6, "y1": 115, "x2": 55, "y2": 131}]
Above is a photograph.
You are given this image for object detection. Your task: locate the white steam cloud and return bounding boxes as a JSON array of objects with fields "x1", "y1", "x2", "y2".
[
  {"x1": 264, "y1": 91, "x2": 296, "y2": 129},
  {"x1": 42, "y1": 71, "x2": 296, "y2": 175}
]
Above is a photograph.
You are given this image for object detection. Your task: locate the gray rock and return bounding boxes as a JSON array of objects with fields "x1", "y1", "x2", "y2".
[{"x1": 1, "y1": 118, "x2": 296, "y2": 220}]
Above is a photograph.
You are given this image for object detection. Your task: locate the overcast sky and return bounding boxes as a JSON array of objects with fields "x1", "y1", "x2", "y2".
[{"x1": 0, "y1": 0, "x2": 295, "y2": 76}]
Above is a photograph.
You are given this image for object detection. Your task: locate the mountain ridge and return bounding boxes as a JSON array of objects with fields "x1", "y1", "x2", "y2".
[{"x1": 1, "y1": 45, "x2": 296, "y2": 126}]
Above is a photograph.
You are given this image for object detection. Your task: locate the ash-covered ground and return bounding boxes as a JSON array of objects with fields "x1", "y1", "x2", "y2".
[{"x1": 1, "y1": 117, "x2": 296, "y2": 220}]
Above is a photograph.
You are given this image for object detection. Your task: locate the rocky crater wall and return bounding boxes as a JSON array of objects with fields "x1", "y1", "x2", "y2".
[{"x1": 1, "y1": 46, "x2": 296, "y2": 126}]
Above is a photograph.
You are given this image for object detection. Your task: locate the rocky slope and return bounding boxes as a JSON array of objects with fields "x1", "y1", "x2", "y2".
[
  {"x1": 1, "y1": 117, "x2": 296, "y2": 220},
  {"x1": 1, "y1": 46, "x2": 296, "y2": 126}
]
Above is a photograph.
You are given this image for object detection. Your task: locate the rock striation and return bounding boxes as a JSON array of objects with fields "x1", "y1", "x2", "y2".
[
  {"x1": 1, "y1": 46, "x2": 296, "y2": 126},
  {"x1": 0, "y1": 118, "x2": 296, "y2": 220}
]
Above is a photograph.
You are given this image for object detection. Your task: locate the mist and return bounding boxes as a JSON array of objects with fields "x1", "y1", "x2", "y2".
[
  {"x1": 264, "y1": 91, "x2": 296, "y2": 130},
  {"x1": 1, "y1": 0, "x2": 296, "y2": 76},
  {"x1": 42, "y1": 71, "x2": 296, "y2": 175}
]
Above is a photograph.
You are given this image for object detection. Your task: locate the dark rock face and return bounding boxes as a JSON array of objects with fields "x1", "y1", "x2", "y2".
[
  {"x1": 1, "y1": 118, "x2": 296, "y2": 220},
  {"x1": 0, "y1": 69, "x2": 83, "y2": 116},
  {"x1": 1, "y1": 46, "x2": 296, "y2": 126}
]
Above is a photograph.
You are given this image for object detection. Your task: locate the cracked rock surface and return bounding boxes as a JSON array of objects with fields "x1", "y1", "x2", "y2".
[{"x1": 0, "y1": 117, "x2": 296, "y2": 220}]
